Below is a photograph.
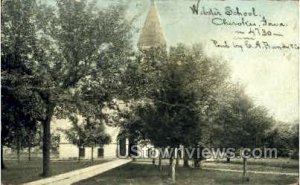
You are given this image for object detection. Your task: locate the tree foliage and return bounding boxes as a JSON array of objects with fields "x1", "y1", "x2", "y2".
[
  {"x1": 63, "y1": 116, "x2": 111, "y2": 161},
  {"x1": 2, "y1": 0, "x2": 133, "y2": 175}
]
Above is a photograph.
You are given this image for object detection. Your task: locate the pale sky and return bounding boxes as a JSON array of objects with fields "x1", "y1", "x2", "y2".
[
  {"x1": 49, "y1": 0, "x2": 299, "y2": 123},
  {"x1": 124, "y1": 0, "x2": 299, "y2": 123}
]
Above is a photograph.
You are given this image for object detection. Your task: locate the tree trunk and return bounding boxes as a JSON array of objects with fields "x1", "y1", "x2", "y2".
[
  {"x1": 243, "y1": 157, "x2": 247, "y2": 180},
  {"x1": 17, "y1": 143, "x2": 20, "y2": 163},
  {"x1": 183, "y1": 147, "x2": 189, "y2": 167},
  {"x1": 78, "y1": 147, "x2": 81, "y2": 162},
  {"x1": 169, "y1": 157, "x2": 173, "y2": 166},
  {"x1": 41, "y1": 105, "x2": 54, "y2": 177},
  {"x1": 28, "y1": 146, "x2": 31, "y2": 161},
  {"x1": 194, "y1": 159, "x2": 200, "y2": 168},
  {"x1": 91, "y1": 146, "x2": 94, "y2": 162},
  {"x1": 159, "y1": 150, "x2": 162, "y2": 171},
  {"x1": 1, "y1": 145, "x2": 6, "y2": 169},
  {"x1": 183, "y1": 158, "x2": 189, "y2": 167},
  {"x1": 176, "y1": 157, "x2": 179, "y2": 166},
  {"x1": 171, "y1": 157, "x2": 176, "y2": 184}
]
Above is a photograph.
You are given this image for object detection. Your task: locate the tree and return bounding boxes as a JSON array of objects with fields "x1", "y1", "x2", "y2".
[
  {"x1": 122, "y1": 44, "x2": 230, "y2": 183},
  {"x1": 2, "y1": 0, "x2": 133, "y2": 174},
  {"x1": 265, "y1": 120, "x2": 298, "y2": 158},
  {"x1": 84, "y1": 117, "x2": 111, "y2": 161},
  {"x1": 216, "y1": 85, "x2": 273, "y2": 181},
  {"x1": 214, "y1": 85, "x2": 255, "y2": 180},
  {"x1": 1, "y1": 0, "x2": 43, "y2": 169},
  {"x1": 64, "y1": 116, "x2": 111, "y2": 162},
  {"x1": 168, "y1": 44, "x2": 230, "y2": 168},
  {"x1": 290, "y1": 123, "x2": 299, "y2": 159},
  {"x1": 23, "y1": 126, "x2": 42, "y2": 161},
  {"x1": 208, "y1": 83, "x2": 246, "y2": 162},
  {"x1": 117, "y1": 104, "x2": 146, "y2": 159},
  {"x1": 22, "y1": 0, "x2": 132, "y2": 176},
  {"x1": 62, "y1": 116, "x2": 86, "y2": 162},
  {"x1": 119, "y1": 47, "x2": 168, "y2": 166},
  {"x1": 50, "y1": 131, "x2": 60, "y2": 155}
]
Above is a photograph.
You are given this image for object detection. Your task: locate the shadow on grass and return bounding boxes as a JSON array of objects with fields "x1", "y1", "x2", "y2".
[
  {"x1": 205, "y1": 158, "x2": 299, "y2": 168},
  {"x1": 1, "y1": 159, "x2": 110, "y2": 185},
  {"x1": 74, "y1": 162, "x2": 298, "y2": 185}
]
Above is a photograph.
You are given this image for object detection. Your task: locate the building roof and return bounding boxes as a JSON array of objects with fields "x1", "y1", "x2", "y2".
[{"x1": 137, "y1": 0, "x2": 167, "y2": 50}]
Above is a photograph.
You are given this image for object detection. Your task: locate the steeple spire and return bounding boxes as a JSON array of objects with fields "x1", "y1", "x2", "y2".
[{"x1": 137, "y1": 0, "x2": 166, "y2": 50}]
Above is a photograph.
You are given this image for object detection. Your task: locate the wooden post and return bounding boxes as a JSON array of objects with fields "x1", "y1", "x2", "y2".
[
  {"x1": 28, "y1": 146, "x2": 31, "y2": 161},
  {"x1": 243, "y1": 157, "x2": 247, "y2": 179},
  {"x1": 171, "y1": 158, "x2": 176, "y2": 184},
  {"x1": 17, "y1": 141, "x2": 21, "y2": 163},
  {"x1": 159, "y1": 149, "x2": 162, "y2": 171}
]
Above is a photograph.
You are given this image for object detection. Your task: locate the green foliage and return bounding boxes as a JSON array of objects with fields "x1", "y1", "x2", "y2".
[
  {"x1": 211, "y1": 84, "x2": 274, "y2": 150},
  {"x1": 63, "y1": 116, "x2": 111, "y2": 148},
  {"x1": 84, "y1": 117, "x2": 111, "y2": 147},
  {"x1": 50, "y1": 132, "x2": 60, "y2": 153},
  {"x1": 1, "y1": 0, "x2": 42, "y2": 150},
  {"x1": 121, "y1": 44, "x2": 231, "y2": 152},
  {"x1": 265, "y1": 121, "x2": 299, "y2": 157},
  {"x1": 2, "y1": 0, "x2": 133, "y2": 175},
  {"x1": 63, "y1": 116, "x2": 86, "y2": 147},
  {"x1": 33, "y1": 0, "x2": 133, "y2": 116}
]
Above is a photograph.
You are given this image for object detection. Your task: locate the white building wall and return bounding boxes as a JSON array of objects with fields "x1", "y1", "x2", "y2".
[
  {"x1": 53, "y1": 117, "x2": 127, "y2": 160},
  {"x1": 59, "y1": 143, "x2": 79, "y2": 159},
  {"x1": 84, "y1": 147, "x2": 96, "y2": 159},
  {"x1": 59, "y1": 143, "x2": 122, "y2": 159},
  {"x1": 104, "y1": 143, "x2": 117, "y2": 158}
]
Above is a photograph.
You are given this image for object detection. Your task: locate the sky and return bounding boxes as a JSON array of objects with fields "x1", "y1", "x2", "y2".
[
  {"x1": 124, "y1": 0, "x2": 299, "y2": 123},
  {"x1": 48, "y1": 0, "x2": 299, "y2": 123}
]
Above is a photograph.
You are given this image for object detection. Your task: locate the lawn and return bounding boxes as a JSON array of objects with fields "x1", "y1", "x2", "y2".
[
  {"x1": 203, "y1": 158, "x2": 299, "y2": 174},
  {"x1": 1, "y1": 158, "x2": 110, "y2": 185},
  {"x1": 75, "y1": 158, "x2": 298, "y2": 185}
]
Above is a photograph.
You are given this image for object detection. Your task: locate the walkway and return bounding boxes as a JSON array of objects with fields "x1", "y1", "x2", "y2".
[{"x1": 24, "y1": 159, "x2": 132, "y2": 185}]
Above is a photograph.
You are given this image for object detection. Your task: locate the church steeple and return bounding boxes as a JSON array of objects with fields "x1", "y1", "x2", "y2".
[{"x1": 137, "y1": 0, "x2": 166, "y2": 50}]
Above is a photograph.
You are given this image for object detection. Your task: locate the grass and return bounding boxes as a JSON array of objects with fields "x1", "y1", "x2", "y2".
[
  {"x1": 210, "y1": 158, "x2": 299, "y2": 168},
  {"x1": 1, "y1": 158, "x2": 110, "y2": 185},
  {"x1": 1, "y1": 158, "x2": 298, "y2": 185},
  {"x1": 203, "y1": 158, "x2": 299, "y2": 174},
  {"x1": 75, "y1": 158, "x2": 298, "y2": 185}
]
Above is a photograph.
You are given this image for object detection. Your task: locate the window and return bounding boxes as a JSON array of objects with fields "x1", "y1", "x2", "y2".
[
  {"x1": 79, "y1": 147, "x2": 85, "y2": 157},
  {"x1": 98, "y1": 148, "x2": 104, "y2": 158},
  {"x1": 118, "y1": 138, "x2": 126, "y2": 156}
]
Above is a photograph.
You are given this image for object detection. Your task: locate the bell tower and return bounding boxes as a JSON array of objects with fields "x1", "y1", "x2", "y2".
[{"x1": 137, "y1": 0, "x2": 167, "y2": 51}]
